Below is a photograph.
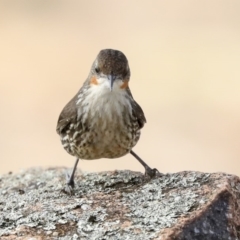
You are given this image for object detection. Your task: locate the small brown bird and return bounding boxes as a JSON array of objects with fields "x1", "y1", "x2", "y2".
[{"x1": 57, "y1": 49, "x2": 160, "y2": 189}]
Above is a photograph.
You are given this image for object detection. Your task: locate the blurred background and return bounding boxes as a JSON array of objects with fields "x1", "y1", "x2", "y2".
[{"x1": 0, "y1": 0, "x2": 240, "y2": 176}]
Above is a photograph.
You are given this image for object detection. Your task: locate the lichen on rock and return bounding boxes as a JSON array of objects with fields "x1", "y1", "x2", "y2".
[{"x1": 0, "y1": 168, "x2": 239, "y2": 239}]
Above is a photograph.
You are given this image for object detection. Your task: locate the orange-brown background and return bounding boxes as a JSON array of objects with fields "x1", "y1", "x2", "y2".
[{"x1": 1, "y1": 1, "x2": 240, "y2": 176}]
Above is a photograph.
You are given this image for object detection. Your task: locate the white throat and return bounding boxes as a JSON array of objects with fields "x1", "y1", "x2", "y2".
[{"x1": 77, "y1": 77, "x2": 132, "y2": 123}]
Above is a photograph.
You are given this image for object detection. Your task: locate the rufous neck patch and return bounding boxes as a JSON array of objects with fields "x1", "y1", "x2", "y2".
[
  {"x1": 120, "y1": 80, "x2": 129, "y2": 89},
  {"x1": 90, "y1": 76, "x2": 98, "y2": 85}
]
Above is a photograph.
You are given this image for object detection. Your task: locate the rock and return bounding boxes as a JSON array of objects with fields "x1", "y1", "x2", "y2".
[{"x1": 0, "y1": 168, "x2": 239, "y2": 239}]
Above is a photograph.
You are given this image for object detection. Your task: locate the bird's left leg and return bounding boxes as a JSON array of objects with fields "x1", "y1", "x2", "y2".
[{"x1": 130, "y1": 150, "x2": 163, "y2": 178}]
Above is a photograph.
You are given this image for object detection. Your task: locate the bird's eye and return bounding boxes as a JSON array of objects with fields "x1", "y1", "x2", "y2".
[{"x1": 95, "y1": 68, "x2": 100, "y2": 73}]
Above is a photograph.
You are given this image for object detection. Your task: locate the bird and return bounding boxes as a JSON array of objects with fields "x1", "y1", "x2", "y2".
[{"x1": 56, "y1": 49, "x2": 161, "y2": 190}]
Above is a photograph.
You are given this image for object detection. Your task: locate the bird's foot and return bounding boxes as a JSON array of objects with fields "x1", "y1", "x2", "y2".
[
  {"x1": 144, "y1": 166, "x2": 163, "y2": 178},
  {"x1": 62, "y1": 171, "x2": 75, "y2": 195}
]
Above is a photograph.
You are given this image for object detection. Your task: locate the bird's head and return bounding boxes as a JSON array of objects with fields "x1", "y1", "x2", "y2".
[{"x1": 89, "y1": 49, "x2": 130, "y2": 91}]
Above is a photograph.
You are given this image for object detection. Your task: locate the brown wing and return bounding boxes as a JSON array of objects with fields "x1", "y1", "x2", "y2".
[
  {"x1": 126, "y1": 88, "x2": 146, "y2": 129},
  {"x1": 132, "y1": 101, "x2": 146, "y2": 129},
  {"x1": 56, "y1": 93, "x2": 78, "y2": 136}
]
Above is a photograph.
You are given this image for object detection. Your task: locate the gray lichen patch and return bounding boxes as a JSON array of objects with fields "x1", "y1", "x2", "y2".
[{"x1": 0, "y1": 168, "x2": 239, "y2": 239}]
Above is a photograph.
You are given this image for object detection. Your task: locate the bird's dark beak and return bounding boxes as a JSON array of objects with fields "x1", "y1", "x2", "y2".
[{"x1": 108, "y1": 75, "x2": 116, "y2": 91}]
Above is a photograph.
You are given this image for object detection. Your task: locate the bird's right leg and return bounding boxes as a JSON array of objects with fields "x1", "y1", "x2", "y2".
[{"x1": 66, "y1": 158, "x2": 79, "y2": 190}]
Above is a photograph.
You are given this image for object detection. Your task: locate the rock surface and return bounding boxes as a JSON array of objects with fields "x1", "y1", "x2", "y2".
[{"x1": 0, "y1": 168, "x2": 240, "y2": 240}]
